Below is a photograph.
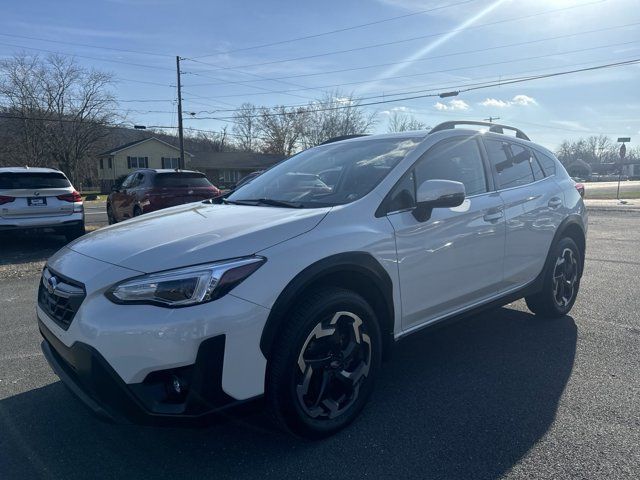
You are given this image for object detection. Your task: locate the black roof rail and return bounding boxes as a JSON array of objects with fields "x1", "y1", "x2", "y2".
[
  {"x1": 430, "y1": 121, "x2": 530, "y2": 141},
  {"x1": 319, "y1": 134, "x2": 369, "y2": 145}
]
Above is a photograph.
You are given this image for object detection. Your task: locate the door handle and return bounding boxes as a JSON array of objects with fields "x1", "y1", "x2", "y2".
[
  {"x1": 548, "y1": 197, "x2": 562, "y2": 209},
  {"x1": 483, "y1": 211, "x2": 504, "y2": 222}
]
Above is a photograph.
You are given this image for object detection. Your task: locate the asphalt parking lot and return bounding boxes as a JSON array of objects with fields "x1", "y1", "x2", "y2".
[{"x1": 1, "y1": 210, "x2": 639, "y2": 480}]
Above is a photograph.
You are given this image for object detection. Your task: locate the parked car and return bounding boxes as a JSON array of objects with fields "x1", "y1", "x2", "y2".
[
  {"x1": 233, "y1": 170, "x2": 263, "y2": 190},
  {"x1": 38, "y1": 121, "x2": 587, "y2": 438},
  {"x1": 106, "y1": 169, "x2": 220, "y2": 224},
  {"x1": 0, "y1": 167, "x2": 85, "y2": 241}
]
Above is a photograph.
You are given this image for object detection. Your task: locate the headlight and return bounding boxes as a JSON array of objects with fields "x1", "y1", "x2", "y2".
[{"x1": 106, "y1": 256, "x2": 265, "y2": 307}]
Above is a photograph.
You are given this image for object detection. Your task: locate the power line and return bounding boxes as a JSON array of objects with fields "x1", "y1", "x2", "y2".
[
  {"x1": 184, "y1": 22, "x2": 640, "y2": 88},
  {"x1": 181, "y1": 37, "x2": 640, "y2": 100},
  {"x1": 0, "y1": 32, "x2": 173, "y2": 58},
  {"x1": 0, "y1": 40, "x2": 175, "y2": 72},
  {"x1": 183, "y1": 58, "x2": 640, "y2": 121},
  {"x1": 190, "y1": 0, "x2": 479, "y2": 59},
  {"x1": 183, "y1": 1, "x2": 606, "y2": 74},
  {"x1": 184, "y1": 53, "x2": 640, "y2": 114}
]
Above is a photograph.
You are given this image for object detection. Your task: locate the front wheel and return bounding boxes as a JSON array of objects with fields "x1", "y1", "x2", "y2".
[
  {"x1": 267, "y1": 287, "x2": 382, "y2": 439},
  {"x1": 526, "y1": 237, "x2": 582, "y2": 318}
]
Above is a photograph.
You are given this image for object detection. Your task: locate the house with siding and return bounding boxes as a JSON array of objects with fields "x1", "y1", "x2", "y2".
[
  {"x1": 97, "y1": 136, "x2": 286, "y2": 192},
  {"x1": 97, "y1": 137, "x2": 193, "y2": 192}
]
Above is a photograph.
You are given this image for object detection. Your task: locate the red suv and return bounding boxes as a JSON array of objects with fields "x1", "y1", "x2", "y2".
[{"x1": 107, "y1": 169, "x2": 220, "y2": 224}]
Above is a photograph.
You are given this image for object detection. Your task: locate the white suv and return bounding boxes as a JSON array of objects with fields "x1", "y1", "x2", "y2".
[
  {"x1": 38, "y1": 121, "x2": 586, "y2": 438},
  {"x1": 1, "y1": 167, "x2": 85, "y2": 241}
]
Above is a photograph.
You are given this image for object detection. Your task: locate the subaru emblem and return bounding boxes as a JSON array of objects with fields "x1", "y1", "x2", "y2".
[{"x1": 46, "y1": 276, "x2": 58, "y2": 295}]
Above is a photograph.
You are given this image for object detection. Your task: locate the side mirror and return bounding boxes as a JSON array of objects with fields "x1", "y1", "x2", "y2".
[
  {"x1": 413, "y1": 179, "x2": 466, "y2": 222},
  {"x1": 111, "y1": 185, "x2": 120, "y2": 193}
]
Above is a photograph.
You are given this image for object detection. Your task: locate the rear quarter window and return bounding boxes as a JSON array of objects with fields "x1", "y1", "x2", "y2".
[
  {"x1": 0, "y1": 172, "x2": 70, "y2": 189},
  {"x1": 535, "y1": 150, "x2": 557, "y2": 176}
]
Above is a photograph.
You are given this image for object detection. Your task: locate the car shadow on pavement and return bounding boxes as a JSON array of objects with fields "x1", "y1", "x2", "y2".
[
  {"x1": 0, "y1": 231, "x2": 67, "y2": 266},
  {"x1": 0, "y1": 307, "x2": 577, "y2": 480}
]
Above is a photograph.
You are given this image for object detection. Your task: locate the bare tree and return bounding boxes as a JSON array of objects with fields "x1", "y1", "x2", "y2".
[
  {"x1": 387, "y1": 111, "x2": 427, "y2": 132},
  {"x1": 301, "y1": 91, "x2": 377, "y2": 147},
  {"x1": 556, "y1": 135, "x2": 617, "y2": 166},
  {"x1": 193, "y1": 126, "x2": 232, "y2": 152},
  {"x1": 258, "y1": 105, "x2": 306, "y2": 156},
  {"x1": 0, "y1": 53, "x2": 116, "y2": 184},
  {"x1": 232, "y1": 102, "x2": 259, "y2": 152}
]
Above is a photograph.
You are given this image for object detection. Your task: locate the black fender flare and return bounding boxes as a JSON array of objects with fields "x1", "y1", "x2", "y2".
[{"x1": 259, "y1": 252, "x2": 395, "y2": 359}]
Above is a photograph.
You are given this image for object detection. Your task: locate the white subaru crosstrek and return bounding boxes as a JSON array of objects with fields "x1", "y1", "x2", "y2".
[
  {"x1": 38, "y1": 121, "x2": 587, "y2": 438},
  {"x1": 1, "y1": 167, "x2": 85, "y2": 241}
]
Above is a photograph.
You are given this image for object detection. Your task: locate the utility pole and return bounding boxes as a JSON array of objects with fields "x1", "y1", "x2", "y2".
[
  {"x1": 176, "y1": 56, "x2": 185, "y2": 170},
  {"x1": 484, "y1": 116, "x2": 500, "y2": 123}
]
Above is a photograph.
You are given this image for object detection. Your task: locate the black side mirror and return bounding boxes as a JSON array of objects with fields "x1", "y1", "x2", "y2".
[{"x1": 413, "y1": 179, "x2": 466, "y2": 222}]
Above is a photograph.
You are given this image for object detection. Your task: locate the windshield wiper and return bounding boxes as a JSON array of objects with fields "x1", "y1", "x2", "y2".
[{"x1": 228, "y1": 198, "x2": 304, "y2": 208}]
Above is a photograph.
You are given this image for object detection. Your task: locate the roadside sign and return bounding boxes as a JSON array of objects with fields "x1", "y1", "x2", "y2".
[
  {"x1": 619, "y1": 144, "x2": 626, "y2": 159},
  {"x1": 617, "y1": 137, "x2": 631, "y2": 143}
]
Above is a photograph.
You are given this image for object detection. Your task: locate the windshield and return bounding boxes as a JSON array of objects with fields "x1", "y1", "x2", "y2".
[
  {"x1": 154, "y1": 173, "x2": 212, "y2": 188},
  {"x1": 227, "y1": 137, "x2": 422, "y2": 207},
  {"x1": 0, "y1": 172, "x2": 70, "y2": 189}
]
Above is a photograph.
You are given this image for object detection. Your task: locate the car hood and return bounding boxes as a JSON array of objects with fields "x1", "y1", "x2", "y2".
[{"x1": 69, "y1": 202, "x2": 330, "y2": 272}]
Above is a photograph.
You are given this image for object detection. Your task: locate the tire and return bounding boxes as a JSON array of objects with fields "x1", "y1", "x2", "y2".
[
  {"x1": 107, "y1": 204, "x2": 117, "y2": 225},
  {"x1": 64, "y1": 223, "x2": 86, "y2": 242},
  {"x1": 526, "y1": 237, "x2": 582, "y2": 318},
  {"x1": 267, "y1": 287, "x2": 382, "y2": 439}
]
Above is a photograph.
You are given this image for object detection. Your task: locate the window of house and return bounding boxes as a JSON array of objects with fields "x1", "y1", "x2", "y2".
[
  {"x1": 99, "y1": 158, "x2": 104, "y2": 170},
  {"x1": 415, "y1": 137, "x2": 488, "y2": 196},
  {"x1": 127, "y1": 156, "x2": 149, "y2": 169},
  {"x1": 485, "y1": 140, "x2": 534, "y2": 189},
  {"x1": 108, "y1": 157, "x2": 112, "y2": 169},
  {"x1": 223, "y1": 170, "x2": 243, "y2": 182},
  {"x1": 162, "y1": 157, "x2": 180, "y2": 169}
]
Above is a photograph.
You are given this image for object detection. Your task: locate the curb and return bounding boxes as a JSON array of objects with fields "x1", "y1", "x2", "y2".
[{"x1": 586, "y1": 206, "x2": 640, "y2": 213}]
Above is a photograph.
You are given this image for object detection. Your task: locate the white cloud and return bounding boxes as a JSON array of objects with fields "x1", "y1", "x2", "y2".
[
  {"x1": 479, "y1": 95, "x2": 538, "y2": 108},
  {"x1": 434, "y1": 99, "x2": 469, "y2": 111},
  {"x1": 512, "y1": 95, "x2": 537, "y2": 106},
  {"x1": 480, "y1": 98, "x2": 510, "y2": 108}
]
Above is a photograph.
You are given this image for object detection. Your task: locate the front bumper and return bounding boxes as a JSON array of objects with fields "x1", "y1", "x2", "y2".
[{"x1": 39, "y1": 318, "x2": 256, "y2": 425}]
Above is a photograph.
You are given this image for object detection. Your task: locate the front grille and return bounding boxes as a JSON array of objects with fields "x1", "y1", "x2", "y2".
[{"x1": 38, "y1": 267, "x2": 85, "y2": 330}]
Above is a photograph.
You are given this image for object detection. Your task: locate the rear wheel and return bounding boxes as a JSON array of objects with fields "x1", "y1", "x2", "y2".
[
  {"x1": 107, "y1": 204, "x2": 117, "y2": 225},
  {"x1": 526, "y1": 237, "x2": 582, "y2": 318},
  {"x1": 267, "y1": 287, "x2": 381, "y2": 439}
]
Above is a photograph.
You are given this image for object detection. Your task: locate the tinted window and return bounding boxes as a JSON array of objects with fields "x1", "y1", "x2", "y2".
[
  {"x1": 414, "y1": 137, "x2": 487, "y2": 196},
  {"x1": 228, "y1": 137, "x2": 422, "y2": 207},
  {"x1": 486, "y1": 139, "x2": 534, "y2": 189},
  {"x1": 0, "y1": 172, "x2": 70, "y2": 189},
  {"x1": 510, "y1": 143, "x2": 544, "y2": 181},
  {"x1": 154, "y1": 173, "x2": 213, "y2": 188},
  {"x1": 535, "y1": 150, "x2": 557, "y2": 176}
]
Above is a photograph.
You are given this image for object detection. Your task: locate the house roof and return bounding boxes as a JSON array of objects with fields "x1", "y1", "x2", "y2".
[
  {"x1": 99, "y1": 137, "x2": 193, "y2": 157},
  {"x1": 190, "y1": 151, "x2": 285, "y2": 170}
]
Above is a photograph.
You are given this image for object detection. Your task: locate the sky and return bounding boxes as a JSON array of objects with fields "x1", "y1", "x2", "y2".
[{"x1": 1, "y1": 0, "x2": 639, "y2": 150}]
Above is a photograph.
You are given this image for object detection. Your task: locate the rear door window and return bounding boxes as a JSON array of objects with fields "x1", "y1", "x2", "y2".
[
  {"x1": 0, "y1": 172, "x2": 70, "y2": 189},
  {"x1": 485, "y1": 139, "x2": 535, "y2": 189},
  {"x1": 154, "y1": 173, "x2": 212, "y2": 188}
]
